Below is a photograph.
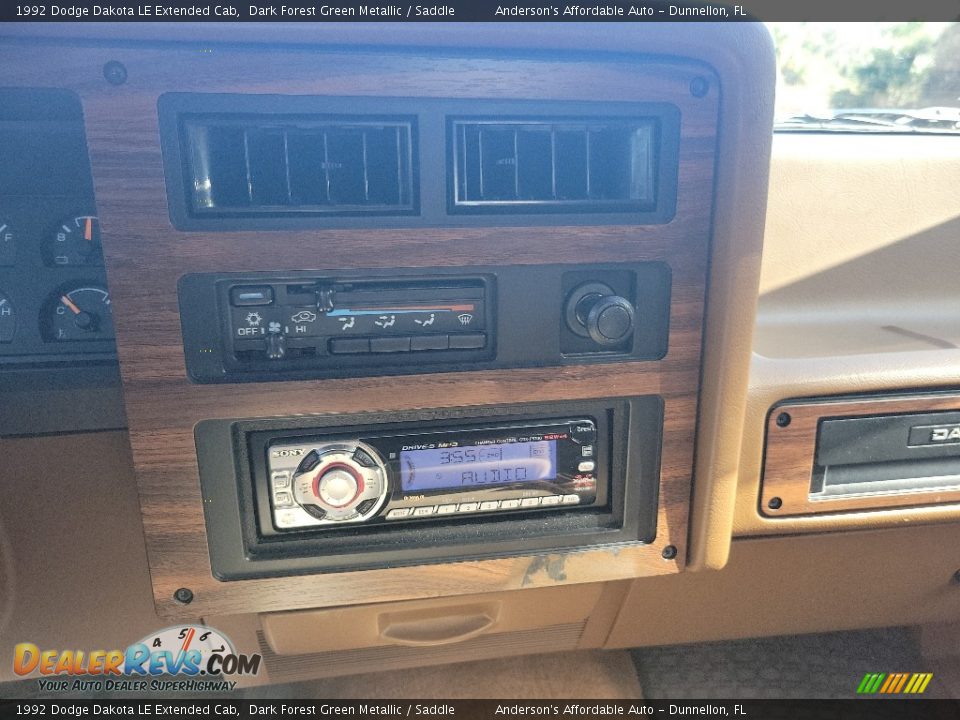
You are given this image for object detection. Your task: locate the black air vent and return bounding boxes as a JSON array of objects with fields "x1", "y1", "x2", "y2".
[
  {"x1": 181, "y1": 116, "x2": 416, "y2": 217},
  {"x1": 450, "y1": 118, "x2": 657, "y2": 214}
]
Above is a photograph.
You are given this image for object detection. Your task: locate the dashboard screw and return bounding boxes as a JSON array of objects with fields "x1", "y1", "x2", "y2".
[
  {"x1": 174, "y1": 587, "x2": 194, "y2": 604},
  {"x1": 776, "y1": 412, "x2": 792, "y2": 428},
  {"x1": 662, "y1": 545, "x2": 678, "y2": 560},
  {"x1": 768, "y1": 496, "x2": 783, "y2": 510},
  {"x1": 690, "y1": 77, "x2": 709, "y2": 98},
  {"x1": 103, "y1": 60, "x2": 128, "y2": 86}
]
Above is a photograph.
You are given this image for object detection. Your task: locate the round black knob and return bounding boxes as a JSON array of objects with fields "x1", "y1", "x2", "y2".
[
  {"x1": 564, "y1": 282, "x2": 637, "y2": 346},
  {"x1": 586, "y1": 295, "x2": 635, "y2": 345}
]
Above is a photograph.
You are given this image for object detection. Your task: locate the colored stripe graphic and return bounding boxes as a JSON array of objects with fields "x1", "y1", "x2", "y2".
[
  {"x1": 857, "y1": 672, "x2": 932, "y2": 694},
  {"x1": 879, "y1": 674, "x2": 896, "y2": 693}
]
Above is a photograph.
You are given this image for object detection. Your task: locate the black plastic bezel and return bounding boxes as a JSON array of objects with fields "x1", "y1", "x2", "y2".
[
  {"x1": 178, "y1": 262, "x2": 671, "y2": 384},
  {"x1": 158, "y1": 93, "x2": 680, "y2": 231},
  {"x1": 195, "y1": 396, "x2": 663, "y2": 580}
]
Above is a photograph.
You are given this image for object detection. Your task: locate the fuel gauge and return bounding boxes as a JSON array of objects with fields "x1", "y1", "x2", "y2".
[
  {"x1": 0, "y1": 220, "x2": 15, "y2": 266},
  {"x1": 45, "y1": 285, "x2": 114, "y2": 342},
  {"x1": 47, "y1": 214, "x2": 102, "y2": 266}
]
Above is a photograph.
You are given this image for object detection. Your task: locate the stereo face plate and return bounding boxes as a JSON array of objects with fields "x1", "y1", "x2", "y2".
[{"x1": 262, "y1": 418, "x2": 603, "y2": 534}]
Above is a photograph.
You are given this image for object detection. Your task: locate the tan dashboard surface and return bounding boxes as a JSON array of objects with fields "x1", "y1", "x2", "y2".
[{"x1": 738, "y1": 133, "x2": 960, "y2": 536}]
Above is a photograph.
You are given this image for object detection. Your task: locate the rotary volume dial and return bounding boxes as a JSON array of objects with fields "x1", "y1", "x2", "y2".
[{"x1": 290, "y1": 442, "x2": 388, "y2": 524}]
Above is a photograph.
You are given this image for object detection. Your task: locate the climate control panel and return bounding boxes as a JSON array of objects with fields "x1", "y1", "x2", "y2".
[
  {"x1": 179, "y1": 263, "x2": 671, "y2": 383},
  {"x1": 227, "y1": 279, "x2": 487, "y2": 363}
]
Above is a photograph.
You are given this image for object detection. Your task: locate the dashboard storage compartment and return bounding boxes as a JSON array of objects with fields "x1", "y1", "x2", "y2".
[{"x1": 261, "y1": 585, "x2": 603, "y2": 654}]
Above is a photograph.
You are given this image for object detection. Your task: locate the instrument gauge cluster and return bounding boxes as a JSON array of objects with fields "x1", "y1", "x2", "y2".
[
  {"x1": 43, "y1": 284, "x2": 115, "y2": 343},
  {"x1": 46, "y1": 215, "x2": 103, "y2": 267},
  {"x1": 0, "y1": 88, "x2": 115, "y2": 365}
]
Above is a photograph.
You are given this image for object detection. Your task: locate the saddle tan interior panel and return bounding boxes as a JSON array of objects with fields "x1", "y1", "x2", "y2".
[
  {"x1": 606, "y1": 523, "x2": 960, "y2": 649},
  {"x1": 737, "y1": 133, "x2": 960, "y2": 536}
]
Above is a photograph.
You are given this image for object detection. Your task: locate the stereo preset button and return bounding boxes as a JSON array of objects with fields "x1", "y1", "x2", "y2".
[
  {"x1": 386, "y1": 508, "x2": 412, "y2": 519},
  {"x1": 352, "y1": 448, "x2": 377, "y2": 468},
  {"x1": 413, "y1": 506, "x2": 436, "y2": 516},
  {"x1": 355, "y1": 499, "x2": 378, "y2": 516},
  {"x1": 297, "y1": 450, "x2": 322, "y2": 473},
  {"x1": 436, "y1": 504, "x2": 458, "y2": 514},
  {"x1": 561, "y1": 494, "x2": 581, "y2": 505},
  {"x1": 520, "y1": 498, "x2": 541, "y2": 508},
  {"x1": 271, "y1": 471, "x2": 291, "y2": 489},
  {"x1": 479, "y1": 501, "x2": 499, "y2": 511},
  {"x1": 448, "y1": 333, "x2": 486, "y2": 350},
  {"x1": 500, "y1": 499, "x2": 521, "y2": 509},
  {"x1": 577, "y1": 460, "x2": 596, "y2": 473},
  {"x1": 273, "y1": 491, "x2": 294, "y2": 507},
  {"x1": 541, "y1": 495, "x2": 561, "y2": 506},
  {"x1": 303, "y1": 504, "x2": 327, "y2": 520},
  {"x1": 230, "y1": 286, "x2": 274, "y2": 306},
  {"x1": 458, "y1": 502, "x2": 479, "y2": 513}
]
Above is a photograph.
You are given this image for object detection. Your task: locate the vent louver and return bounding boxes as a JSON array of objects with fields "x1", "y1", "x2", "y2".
[
  {"x1": 451, "y1": 118, "x2": 657, "y2": 214},
  {"x1": 182, "y1": 116, "x2": 416, "y2": 217}
]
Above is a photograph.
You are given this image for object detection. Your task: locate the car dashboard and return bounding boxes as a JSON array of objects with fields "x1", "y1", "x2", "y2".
[{"x1": 3, "y1": 21, "x2": 960, "y2": 696}]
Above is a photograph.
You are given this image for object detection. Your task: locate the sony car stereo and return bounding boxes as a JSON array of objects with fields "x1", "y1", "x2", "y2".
[
  {"x1": 258, "y1": 417, "x2": 603, "y2": 534},
  {"x1": 195, "y1": 396, "x2": 662, "y2": 579}
]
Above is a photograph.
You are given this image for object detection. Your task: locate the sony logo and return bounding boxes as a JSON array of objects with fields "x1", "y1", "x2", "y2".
[
  {"x1": 930, "y1": 425, "x2": 960, "y2": 442},
  {"x1": 271, "y1": 448, "x2": 306, "y2": 457}
]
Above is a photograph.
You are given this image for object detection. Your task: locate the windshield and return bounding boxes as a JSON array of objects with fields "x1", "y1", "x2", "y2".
[{"x1": 767, "y1": 22, "x2": 960, "y2": 133}]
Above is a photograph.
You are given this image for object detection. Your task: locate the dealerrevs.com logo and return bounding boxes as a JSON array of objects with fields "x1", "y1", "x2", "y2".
[{"x1": 13, "y1": 625, "x2": 262, "y2": 693}]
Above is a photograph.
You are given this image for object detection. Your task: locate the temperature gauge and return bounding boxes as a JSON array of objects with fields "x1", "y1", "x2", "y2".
[
  {"x1": 48, "y1": 214, "x2": 102, "y2": 266},
  {"x1": 45, "y1": 285, "x2": 114, "y2": 342},
  {"x1": 0, "y1": 291, "x2": 15, "y2": 343}
]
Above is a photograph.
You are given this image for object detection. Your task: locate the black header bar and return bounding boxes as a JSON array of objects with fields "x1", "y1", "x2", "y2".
[{"x1": 2, "y1": 0, "x2": 960, "y2": 22}]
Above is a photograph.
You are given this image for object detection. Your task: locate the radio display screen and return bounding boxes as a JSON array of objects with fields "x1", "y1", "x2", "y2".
[{"x1": 400, "y1": 440, "x2": 557, "y2": 492}]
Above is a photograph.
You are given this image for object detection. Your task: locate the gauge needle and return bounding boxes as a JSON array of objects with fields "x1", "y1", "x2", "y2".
[
  {"x1": 61, "y1": 295, "x2": 82, "y2": 315},
  {"x1": 84, "y1": 218, "x2": 93, "y2": 241},
  {"x1": 180, "y1": 627, "x2": 196, "y2": 654},
  {"x1": 174, "y1": 627, "x2": 196, "y2": 672}
]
